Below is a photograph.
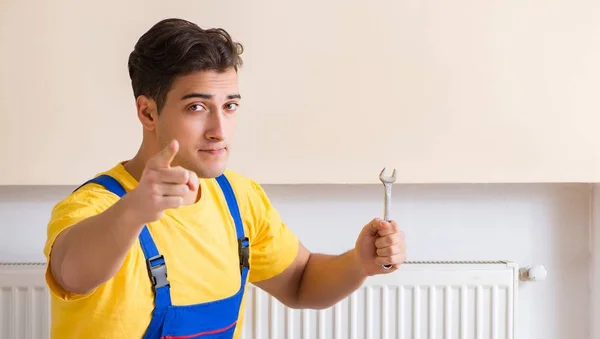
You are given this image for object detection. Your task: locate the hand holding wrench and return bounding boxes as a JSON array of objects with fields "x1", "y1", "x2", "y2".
[{"x1": 379, "y1": 167, "x2": 396, "y2": 270}]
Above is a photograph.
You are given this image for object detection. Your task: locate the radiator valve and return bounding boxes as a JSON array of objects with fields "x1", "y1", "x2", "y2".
[{"x1": 519, "y1": 265, "x2": 547, "y2": 281}]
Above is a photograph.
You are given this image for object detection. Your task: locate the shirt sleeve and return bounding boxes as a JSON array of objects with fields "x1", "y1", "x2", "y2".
[
  {"x1": 245, "y1": 180, "x2": 299, "y2": 283},
  {"x1": 43, "y1": 183, "x2": 116, "y2": 301}
]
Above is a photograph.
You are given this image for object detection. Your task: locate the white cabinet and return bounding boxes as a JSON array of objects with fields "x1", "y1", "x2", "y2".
[{"x1": 2, "y1": 0, "x2": 600, "y2": 185}]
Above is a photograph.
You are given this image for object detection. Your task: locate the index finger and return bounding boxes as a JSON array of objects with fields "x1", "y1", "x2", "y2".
[{"x1": 148, "y1": 139, "x2": 179, "y2": 169}]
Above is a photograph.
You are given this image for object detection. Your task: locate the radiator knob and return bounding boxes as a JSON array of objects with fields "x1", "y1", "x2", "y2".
[{"x1": 519, "y1": 265, "x2": 547, "y2": 281}]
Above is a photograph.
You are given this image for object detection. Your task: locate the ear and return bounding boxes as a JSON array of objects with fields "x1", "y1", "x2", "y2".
[{"x1": 136, "y1": 95, "x2": 158, "y2": 131}]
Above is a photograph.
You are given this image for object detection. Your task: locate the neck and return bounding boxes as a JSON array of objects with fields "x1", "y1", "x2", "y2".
[{"x1": 123, "y1": 141, "x2": 157, "y2": 182}]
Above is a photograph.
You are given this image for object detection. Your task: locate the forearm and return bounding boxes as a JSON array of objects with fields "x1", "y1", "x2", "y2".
[
  {"x1": 50, "y1": 198, "x2": 144, "y2": 294},
  {"x1": 296, "y1": 249, "x2": 367, "y2": 309}
]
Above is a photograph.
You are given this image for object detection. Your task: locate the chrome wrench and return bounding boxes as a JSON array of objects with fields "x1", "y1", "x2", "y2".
[{"x1": 379, "y1": 167, "x2": 396, "y2": 270}]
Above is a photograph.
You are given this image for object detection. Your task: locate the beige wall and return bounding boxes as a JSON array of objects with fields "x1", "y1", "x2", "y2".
[{"x1": 2, "y1": 0, "x2": 600, "y2": 184}]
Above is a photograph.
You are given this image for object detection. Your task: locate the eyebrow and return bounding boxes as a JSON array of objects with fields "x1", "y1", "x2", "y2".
[{"x1": 180, "y1": 93, "x2": 241, "y2": 100}]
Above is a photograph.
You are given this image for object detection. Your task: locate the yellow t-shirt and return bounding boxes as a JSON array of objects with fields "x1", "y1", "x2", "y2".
[{"x1": 43, "y1": 163, "x2": 299, "y2": 339}]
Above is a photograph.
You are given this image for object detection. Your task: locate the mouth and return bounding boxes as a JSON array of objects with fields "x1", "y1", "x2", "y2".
[{"x1": 198, "y1": 147, "x2": 226, "y2": 156}]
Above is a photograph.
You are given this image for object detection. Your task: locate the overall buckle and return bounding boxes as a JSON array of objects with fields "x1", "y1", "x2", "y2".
[
  {"x1": 146, "y1": 254, "x2": 170, "y2": 290},
  {"x1": 238, "y1": 237, "x2": 250, "y2": 273}
]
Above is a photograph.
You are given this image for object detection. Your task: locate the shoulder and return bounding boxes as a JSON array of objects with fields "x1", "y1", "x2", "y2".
[
  {"x1": 44, "y1": 164, "x2": 127, "y2": 259},
  {"x1": 49, "y1": 164, "x2": 128, "y2": 225},
  {"x1": 221, "y1": 169, "x2": 260, "y2": 188},
  {"x1": 219, "y1": 171, "x2": 300, "y2": 283},
  {"x1": 215, "y1": 169, "x2": 275, "y2": 223},
  {"x1": 220, "y1": 169, "x2": 268, "y2": 201},
  {"x1": 51, "y1": 182, "x2": 117, "y2": 219}
]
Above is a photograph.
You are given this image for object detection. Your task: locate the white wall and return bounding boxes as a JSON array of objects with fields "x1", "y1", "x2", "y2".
[{"x1": 0, "y1": 183, "x2": 591, "y2": 339}]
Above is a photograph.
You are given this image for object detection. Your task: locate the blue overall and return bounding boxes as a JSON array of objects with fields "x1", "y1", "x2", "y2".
[{"x1": 75, "y1": 174, "x2": 250, "y2": 339}]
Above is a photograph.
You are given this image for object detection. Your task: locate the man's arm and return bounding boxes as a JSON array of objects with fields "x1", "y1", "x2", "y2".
[
  {"x1": 48, "y1": 140, "x2": 200, "y2": 295},
  {"x1": 254, "y1": 218, "x2": 406, "y2": 310},
  {"x1": 49, "y1": 198, "x2": 145, "y2": 295},
  {"x1": 244, "y1": 175, "x2": 406, "y2": 310},
  {"x1": 253, "y1": 243, "x2": 367, "y2": 309}
]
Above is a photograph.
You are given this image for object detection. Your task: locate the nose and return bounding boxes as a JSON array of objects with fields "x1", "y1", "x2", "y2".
[{"x1": 205, "y1": 110, "x2": 225, "y2": 142}]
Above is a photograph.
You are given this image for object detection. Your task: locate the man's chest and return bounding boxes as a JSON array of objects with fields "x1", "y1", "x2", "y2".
[{"x1": 135, "y1": 214, "x2": 246, "y2": 302}]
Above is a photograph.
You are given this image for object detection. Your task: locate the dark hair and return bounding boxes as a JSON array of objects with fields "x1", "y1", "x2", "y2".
[{"x1": 127, "y1": 18, "x2": 244, "y2": 112}]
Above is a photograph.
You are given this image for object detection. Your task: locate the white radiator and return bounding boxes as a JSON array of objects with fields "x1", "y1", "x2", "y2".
[
  {"x1": 0, "y1": 263, "x2": 50, "y2": 339},
  {"x1": 0, "y1": 261, "x2": 519, "y2": 339}
]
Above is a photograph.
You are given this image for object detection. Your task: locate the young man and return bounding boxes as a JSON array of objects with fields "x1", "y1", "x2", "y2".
[{"x1": 43, "y1": 18, "x2": 407, "y2": 339}]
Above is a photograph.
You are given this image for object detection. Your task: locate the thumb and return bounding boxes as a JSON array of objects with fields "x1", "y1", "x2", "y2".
[
  {"x1": 149, "y1": 140, "x2": 179, "y2": 168},
  {"x1": 369, "y1": 218, "x2": 391, "y2": 235}
]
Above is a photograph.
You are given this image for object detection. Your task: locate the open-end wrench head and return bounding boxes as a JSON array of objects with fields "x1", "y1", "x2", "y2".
[{"x1": 379, "y1": 167, "x2": 397, "y2": 184}]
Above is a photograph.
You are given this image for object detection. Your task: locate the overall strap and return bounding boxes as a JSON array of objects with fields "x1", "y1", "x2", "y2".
[
  {"x1": 215, "y1": 174, "x2": 250, "y2": 277},
  {"x1": 140, "y1": 229, "x2": 172, "y2": 338},
  {"x1": 74, "y1": 174, "x2": 171, "y2": 339},
  {"x1": 74, "y1": 174, "x2": 127, "y2": 196}
]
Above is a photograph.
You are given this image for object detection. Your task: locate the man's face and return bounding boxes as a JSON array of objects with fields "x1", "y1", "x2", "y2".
[{"x1": 151, "y1": 68, "x2": 240, "y2": 178}]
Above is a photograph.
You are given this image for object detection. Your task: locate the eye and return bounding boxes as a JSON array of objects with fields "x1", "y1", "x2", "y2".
[
  {"x1": 188, "y1": 104, "x2": 206, "y2": 112},
  {"x1": 225, "y1": 102, "x2": 239, "y2": 112}
]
